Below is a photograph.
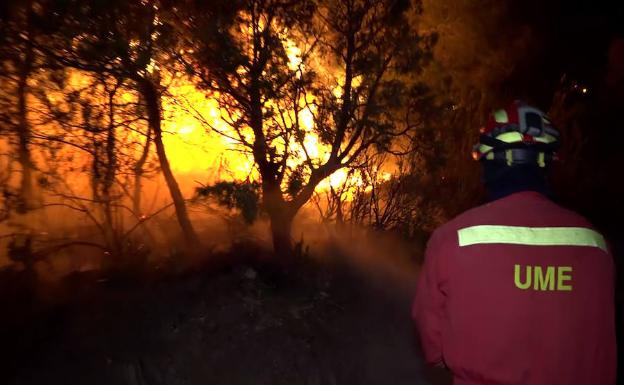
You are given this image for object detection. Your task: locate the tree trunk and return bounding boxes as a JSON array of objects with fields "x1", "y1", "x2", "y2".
[
  {"x1": 261, "y1": 168, "x2": 336, "y2": 257},
  {"x1": 102, "y1": 87, "x2": 120, "y2": 255},
  {"x1": 133, "y1": 170, "x2": 144, "y2": 217},
  {"x1": 269, "y1": 208, "x2": 295, "y2": 257},
  {"x1": 262, "y1": 183, "x2": 296, "y2": 257},
  {"x1": 16, "y1": 38, "x2": 34, "y2": 212},
  {"x1": 138, "y1": 78, "x2": 200, "y2": 250},
  {"x1": 133, "y1": 126, "x2": 152, "y2": 216}
]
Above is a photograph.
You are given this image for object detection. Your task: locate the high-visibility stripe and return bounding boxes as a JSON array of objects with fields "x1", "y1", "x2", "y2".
[
  {"x1": 493, "y1": 109, "x2": 509, "y2": 123},
  {"x1": 534, "y1": 133, "x2": 558, "y2": 144},
  {"x1": 457, "y1": 225, "x2": 608, "y2": 252},
  {"x1": 497, "y1": 132, "x2": 523, "y2": 143},
  {"x1": 477, "y1": 132, "x2": 558, "y2": 156}
]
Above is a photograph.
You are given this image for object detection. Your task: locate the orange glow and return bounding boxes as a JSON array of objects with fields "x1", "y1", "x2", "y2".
[
  {"x1": 160, "y1": 78, "x2": 256, "y2": 179},
  {"x1": 23, "y1": 64, "x2": 368, "y2": 201}
]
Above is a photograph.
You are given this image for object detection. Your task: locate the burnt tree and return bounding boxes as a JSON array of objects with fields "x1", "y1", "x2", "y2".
[{"x1": 174, "y1": 0, "x2": 432, "y2": 255}]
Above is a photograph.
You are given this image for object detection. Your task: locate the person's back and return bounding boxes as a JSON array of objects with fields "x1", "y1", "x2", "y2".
[
  {"x1": 412, "y1": 101, "x2": 616, "y2": 385},
  {"x1": 414, "y1": 191, "x2": 615, "y2": 385}
]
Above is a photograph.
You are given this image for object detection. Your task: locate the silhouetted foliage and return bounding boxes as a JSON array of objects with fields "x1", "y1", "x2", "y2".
[
  {"x1": 197, "y1": 181, "x2": 261, "y2": 224},
  {"x1": 0, "y1": 0, "x2": 620, "y2": 270},
  {"x1": 174, "y1": 0, "x2": 435, "y2": 254}
]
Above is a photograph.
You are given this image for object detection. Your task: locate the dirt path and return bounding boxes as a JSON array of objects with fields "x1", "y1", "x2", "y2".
[{"x1": 1, "y1": 259, "x2": 434, "y2": 385}]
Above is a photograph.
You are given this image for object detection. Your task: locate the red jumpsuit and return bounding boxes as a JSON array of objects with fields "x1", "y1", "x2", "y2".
[{"x1": 412, "y1": 191, "x2": 616, "y2": 385}]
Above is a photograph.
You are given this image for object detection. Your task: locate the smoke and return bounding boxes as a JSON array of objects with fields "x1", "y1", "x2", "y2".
[
  {"x1": 294, "y1": 215, "x2": 422, "y2": 297},
  {"x1": 1, "y1": 157, "x2": 426, "y2": 303}
]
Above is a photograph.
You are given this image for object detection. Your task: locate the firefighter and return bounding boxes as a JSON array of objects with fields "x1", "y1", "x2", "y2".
[{"x1": 412, "y1": 101, "x2": 616, "y2": 385}]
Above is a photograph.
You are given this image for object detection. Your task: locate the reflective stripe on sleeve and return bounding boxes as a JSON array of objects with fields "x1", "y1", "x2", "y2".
[{"x1": 457, "y1": 225, "x2": 607, "y2": 252}]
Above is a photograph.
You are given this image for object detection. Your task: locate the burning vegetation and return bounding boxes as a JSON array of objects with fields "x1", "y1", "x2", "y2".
[
  {"x1": 0, "y1": 0, "x2": 453, "y2": 276},
  {"x1": 0, "y1": 0, "x2": 620, "y2": 280},
  {"x1": 0, "y1": 0, "x2": 620, "y2": 281}
]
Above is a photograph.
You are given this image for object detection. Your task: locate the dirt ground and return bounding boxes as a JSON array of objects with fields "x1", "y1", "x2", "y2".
[{"x1": 0, "y1": 246, "x2": 444, "y2": 385}]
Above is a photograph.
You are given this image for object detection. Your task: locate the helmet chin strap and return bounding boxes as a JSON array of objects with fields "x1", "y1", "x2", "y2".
[{"x1": 490, "y1": 149, "x2": 552, "y2": 167}]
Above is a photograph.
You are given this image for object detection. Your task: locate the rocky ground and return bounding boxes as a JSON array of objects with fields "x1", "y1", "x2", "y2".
[{"x1": 0, "y1": 246, "x2": 439, "y2": 385}]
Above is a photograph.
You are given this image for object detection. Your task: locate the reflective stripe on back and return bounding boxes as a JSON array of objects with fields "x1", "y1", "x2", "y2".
[{"x1": 457, "y1": 225, "x2": 607, "y2": 252}]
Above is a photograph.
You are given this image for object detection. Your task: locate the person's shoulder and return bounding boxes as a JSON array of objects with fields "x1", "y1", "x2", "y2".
[
  {"x1": 427, "y1": 206, "x2": 481, "y2": 245},
  {"x1": 460, "y1": 192, "x2": 598, "y2": 229},
  {"x1": 538, "y1": 196, "x2": 598, "y2": 228},
  {"x1": 425, "y1": 205, "x2": 489, "y2": 257},
  {"x1": 427, "y1": 192, "x2": 604, "y2": 247},
  {"x1": 438, "y1": 199, "x2": 494, "y2": 231},
  {"x1": 429, "y1": 192, "x2": 591, "y2": 232}
]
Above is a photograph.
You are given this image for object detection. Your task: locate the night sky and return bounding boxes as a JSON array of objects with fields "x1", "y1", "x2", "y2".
[
  {"x1": 505, "y1": 0, "x2": 624, "y2": 107},
  {"x1": 481, "y1": 1, "x2": 624, "y2": 236}
]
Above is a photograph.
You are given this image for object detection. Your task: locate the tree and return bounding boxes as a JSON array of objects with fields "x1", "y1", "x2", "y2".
[
  {"x1": 173, "y1": 0, "x2": 433, "y2": 255},
  {"x1": 32, "y1": 0, "x2": 201, "y2": 250},
  {"x1": 29, "y1": 68, "x2": 145, "y2": 257},
  {"x1": 0, "y1": 0, "x2": 39, "y2": 212},
  {"x1": 413, "y1": 0, "x2": 540, "y2": 215}
]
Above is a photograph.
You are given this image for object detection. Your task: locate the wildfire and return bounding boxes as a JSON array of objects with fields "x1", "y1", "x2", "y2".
[
  {"x1": 160, "y1": 79, "x2": 256, "y2": 179},
  {"x1": 22, "y1": 65, "x2": 370, "y2": 201},
  {"x1": 154, "y1": 41, "x2": 371, "y2": 198},
  {"x1": 13, "y1": 22, "x2": 390, "y2": 216}
]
